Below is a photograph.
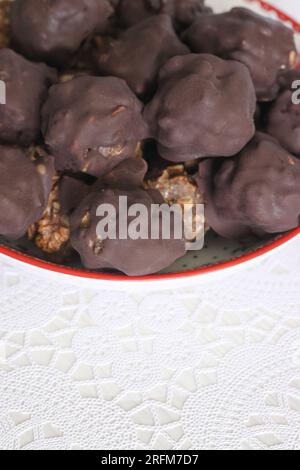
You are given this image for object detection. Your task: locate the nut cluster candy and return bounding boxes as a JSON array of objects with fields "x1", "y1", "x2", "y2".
[
  {"x1": 0, "y1": 146, "x2": 55, "y2": 240},
  {"x1": 93, "y1": 14, "x2": 189, "y2": 97},
  {"x1": 117, "y1": 0, "x2": 210, "y2": 30},
  {"x1": 42, "y1": 76, "x2": 147, "y2": 177},
  {"x1": 11, "y1": 0, "x2": 114, "y2": 66},
  {"x1": 144, "y1": 54, "x2": 256, "y2": 161},
  {"x1": 0, "y1": 1, "x2": 299, "y2": 276},
  {"x1": 198, "y1": 133, "x2": 300, "y2": 239},
  {"x1": 182, "y1": 7, "x2": 297, "y2": 100},
  {"x1": 266, "y1": 70, "x2": 300, "y2": 155},
  {"x1": 70, "y1": 187, "x2": 186, "y2": 276},
  {"x1": 0, "y1": 48, "x2": 56, "y2": 146}
]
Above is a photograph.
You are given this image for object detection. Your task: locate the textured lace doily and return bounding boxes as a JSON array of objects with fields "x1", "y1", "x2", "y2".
[
  {"x1": 0, "y1": 235, "x2": 300, "y2": 450},
  {"x1": 0, "y1": 0, "x2": 300, "y2": 451}
]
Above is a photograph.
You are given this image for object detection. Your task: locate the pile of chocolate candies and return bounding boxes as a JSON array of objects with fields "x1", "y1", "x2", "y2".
[{"x1": 0, "y1": 0, "x2": 299, "y2": 276}]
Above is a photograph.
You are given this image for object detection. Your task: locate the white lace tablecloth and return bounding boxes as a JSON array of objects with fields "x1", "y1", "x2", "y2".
[
  {"x1": 0, "y1": 235, "x2": 299, "y2": 450},
  {"x1": 1, "y1": 0, "x2": 300, "y2": 452}
]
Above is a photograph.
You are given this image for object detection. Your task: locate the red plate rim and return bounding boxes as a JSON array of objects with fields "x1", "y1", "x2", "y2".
[{"x1": 1, "y1": 0, "x2": 300, "y2": 283}]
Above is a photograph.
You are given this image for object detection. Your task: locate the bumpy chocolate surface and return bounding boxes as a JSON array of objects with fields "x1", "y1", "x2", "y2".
[
  {"x1": 42, "y1": 76, "x2": 147, "y2": 177},
  {"x1": 98, "y1": 153, "x2": 148, "y2": 189},
  {"x1": 0, "y1": 145, "x2": 55, "y2": 240},
  {"x1": 94, "y1": 14, "x2": 189, "y2": 97},
  {"x1": 70, "y1": 188, "x2": 186, "y2": 275},
  {"x1": 0, "y1": 49, "x2": 56, "y2": 146},
  {"x1": 198, "y1": 133, "x2": 300, "y2": 239},
  {"x1": 182, "y1": 7, "x2": 297, "y2": 100},
  {"x1": 118, "y1": 0, "x2": 210, "y2": 30},
  {"x1": 144, "y1": 54, "x2": 256, "y2": 162},
  {"x1": 11, "y1": 0, "x2": 114, "y2": 66},
  {"x1": 266, "y1": 70, "x2": 300, "y2": 155}
]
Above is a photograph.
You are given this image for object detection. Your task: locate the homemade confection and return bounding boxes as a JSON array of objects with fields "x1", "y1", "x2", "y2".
[
  {"x1": 0, "y1": 2, "x2": 299, "y2": 276},
  {"x1": 70, "y1": 188, "x2": 186, "y2": 275},
  {"x1": 182, "y1": 7, "x2": 297, "y2": 100},
  {"x1": 266, "y1": 70, "x2": 300, "y2": 155},
  {"x1": 93, "y1": 14, "x2": 189, "y2": 97},
  {"x1": 0, "y1": 48, "x2": 56, "y2": 146},
  {"x1": 42, "y1": 76, "x2": 147, "y2": 177},
  {"x1": 144, "y1": 54, "x2": 256, "y2": 161},
  {"x1": 0, "y1": 145, "x2": 55, "y2": 240},
  {"x1": 11, "y1": 0, "x2": 114, "y2": 66},
  {"x1": 117, "y1": 0, "x2": 211, "y2": 29},
  {"x1": 198, "y1": 133, "x2": 300, "y2": 239}
]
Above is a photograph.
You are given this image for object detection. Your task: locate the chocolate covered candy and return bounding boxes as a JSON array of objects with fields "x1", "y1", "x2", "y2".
[
  {"x1": 118, "y1": 0, "x2": 210, "y2": 30},
  {"x1": 144, "y1": 54, "x2": 256, "y2": 162},
  {"x1": 266, "y1": 70, "x2": 300, "y2": 155},
  {"x1": 182, "y1": 7, "x2": 297, "y2": 100},
  {"x1": 0, "y1": 145, "x2": 55, "y2": 240},
  {"x1": 42, "y1": 76, "x2": 148, "y2": 177},
  {"x1": 94, "y1": 14, "x2": 189, "y2": 97},
  {"x1": 70, "y1": 188, "x2": 186, "y2": 275},
  {"x1": 198, "y1": 133, "x2": 300, "y2": 239},
  {"x1": 0, "y1": 49, "x2": 56, "y2": 146},
  {"x1": 11, "y1": 0, "x2": 114, "y2": 66}
]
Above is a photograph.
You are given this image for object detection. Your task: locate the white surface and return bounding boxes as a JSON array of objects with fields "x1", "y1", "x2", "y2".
[
  {"x1": 0, "y1": 0, "x2": 300, "y2": 451},
  {"x1": 0, "y1": 236, "x2": 300, "y2": 450}
]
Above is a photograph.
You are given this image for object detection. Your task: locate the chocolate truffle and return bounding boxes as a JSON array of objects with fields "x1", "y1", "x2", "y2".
[
  {"x1": 198, "y1": 133, "x2": 300, "y2": 239},
  {"x1": 0, "y1": 1, "x2": 11, "y2": 49},
  {"x1": 144, "y1": 54, "x2": 256, "y2": 162},
  {"x1": 0, "y1": 145, "x2": 55, "y2": 240},
  {"x1": 70, "y1": 187, "x2": 186, "y2": 275},
  {"x1": 42, "y1": 76, "x2": 148, "y2": 177},
  {"x1": 118, "y1": 0, "x2": 210, "y2": 30},
  {"x1": 94, "y1": 15, "x2": 189, "y2": 97},
  {"x1": 0, "y1": 49, "x2": 56, "y2": 146},
  {"x1": 266, "y1": 70, "x2": 300, "y2": 155},
  {"x1": 182, "y1": 7, "x2": 297, "y2": 101},
  {"x1": 11, "y1": 0, "x2": 114, "y2": 66}
]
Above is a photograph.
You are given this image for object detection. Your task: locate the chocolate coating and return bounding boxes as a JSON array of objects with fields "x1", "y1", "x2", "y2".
[
  {"x1": 98, "y1": 154, "x2": 148, "y2": 189},
  {"x1": 11, "y1": 0, "x2": 114, "y2": 66},
  {"x1": 118, "y1": 0, "x2": 210, "y2": 30},
  {"x1": 0, "y1": 146, "x2": 55, "y2": 240},
  {"x1": 59, "y1": 176, "x2": 92, "y2": 216},
  {"x1": 144, "y1": 54, "x2": 256, "y2": 162},
  {"x1": 182, "y1": 7, "x2": 297, "y2": 100},
  {"x1": 198, "y1": 133, "x2": 300, "y2": 239},
  {"x1": 266, "y1": 70, "x2": 300, "y2": 155},
  {"x1": 0, "y1": 49, "x2": 56, "y2": 146},
  {"x1": 42, "y1": 76, "x2": 148, "y2": 177},
  {"x1": 70, "y1": 188, "x2": 186, "y2": 275},
  {"x1": 94, "y1": 15, "x2": 189, "y2": 97}
]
